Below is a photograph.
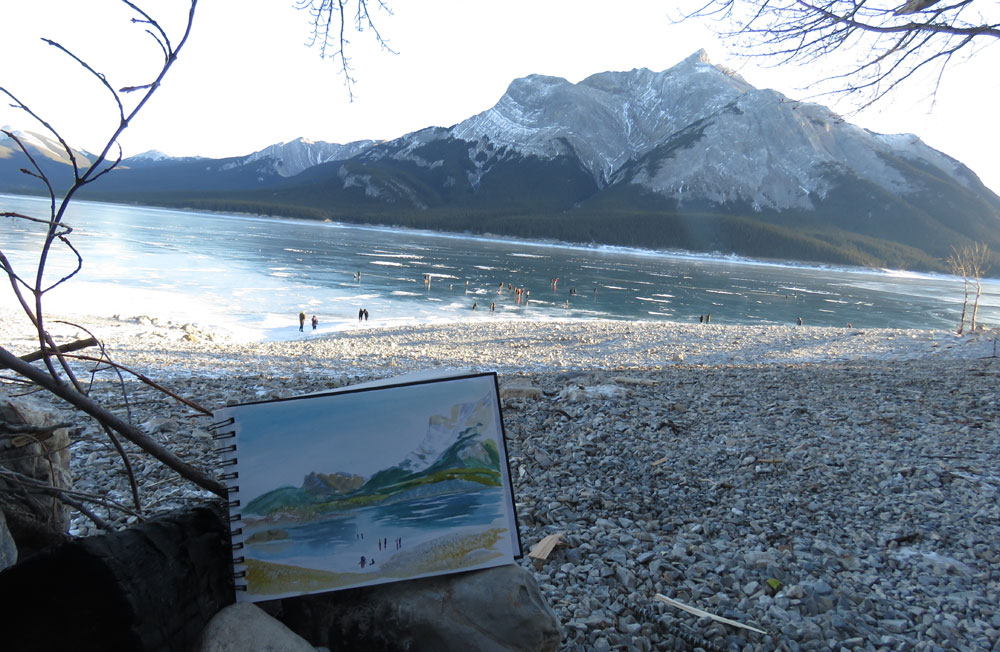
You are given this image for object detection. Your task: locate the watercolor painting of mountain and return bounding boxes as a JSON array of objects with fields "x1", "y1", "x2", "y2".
[{"x1": 215, "y1": 372, "x2": 521, "y2": 601}]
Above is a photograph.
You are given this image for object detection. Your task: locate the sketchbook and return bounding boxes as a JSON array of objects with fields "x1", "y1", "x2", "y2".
[{"x1": 210, "y1": 370, "x2": 522, "y2": 602}]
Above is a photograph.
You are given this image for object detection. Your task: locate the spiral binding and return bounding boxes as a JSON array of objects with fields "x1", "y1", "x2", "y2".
[
  {"x1": 210, "y1": 413, "x2": 247, "y2": 593},
  {"x1": 207, "y1": 416, "x2": 235, "y2": 434}
]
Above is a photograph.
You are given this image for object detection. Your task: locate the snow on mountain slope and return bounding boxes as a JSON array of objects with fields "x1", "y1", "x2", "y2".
[
  {"x1": 242, "y1": 137, "x2": 376, "y2": 177},
  {"x1": 1, "y1": 128, "x2": 92, "y2": 165},
  {"x1": 616, "y1": 86, "x2": 986, "y2": 212},
  {"x1": 396, "y1": 394, "x2": 495, "y2": 475},
  {"x1": 450, "y1": 50, "x2": 754, "y2": 185},
  {"x1": 446, "y1": 50, "x2": 986, "y2": 212}
]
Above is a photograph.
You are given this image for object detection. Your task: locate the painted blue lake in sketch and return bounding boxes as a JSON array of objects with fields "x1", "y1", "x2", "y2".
[
  {"x1": 3, "y1": 193, "x2": 997, "y2": 338},
  {"x1": 247, "y1": 488, "x2": 506, "y2": 574}
]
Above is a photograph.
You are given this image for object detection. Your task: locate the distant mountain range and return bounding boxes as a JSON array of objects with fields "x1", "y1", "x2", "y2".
[{"x1": 3, "y1": 50, "x2": 999, "y2": 271}]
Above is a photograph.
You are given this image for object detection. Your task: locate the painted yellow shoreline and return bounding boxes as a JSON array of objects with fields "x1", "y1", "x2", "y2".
[{"x1": 244, "y1": 527, "x2": 508, "y2": 597}]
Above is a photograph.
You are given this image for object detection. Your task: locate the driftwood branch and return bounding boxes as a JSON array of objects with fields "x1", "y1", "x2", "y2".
[
  {"x1": 0, "y1": 346, "x2": 225, "y2": 497},
  {"x1": 3, "y1": 336, "x2": 99, "y2": 368}
]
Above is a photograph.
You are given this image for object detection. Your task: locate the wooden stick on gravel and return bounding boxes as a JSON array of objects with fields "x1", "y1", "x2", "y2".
[{"x1": 655, "y1": 593, "x2": 767, "y2": 635}]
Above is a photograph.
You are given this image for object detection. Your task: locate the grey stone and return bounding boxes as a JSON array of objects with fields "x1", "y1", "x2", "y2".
[
  {"x1": 281, "y1": 563, "x2": 562, "y2": 651},
  {"x1": 0, "y1": 392, "x2": 73, "y2": 552},
  {"x1": 145, "y1": 416, "x2": 179, "y2": 433},
  {"x1": 195, "y1": 603, "x2": 314, "y2": 652},
  {"x1": 881, "y1": 618, "x2": 909, "y2": 634},
  {"x1": 0, "y1": 510, "x2": 16, "y2": 570},
  {"x1": 501, "y1": 385, "x2": 544, "y2": 399}
]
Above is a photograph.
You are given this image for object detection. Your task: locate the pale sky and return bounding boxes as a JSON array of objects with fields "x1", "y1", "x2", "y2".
[{"x1": 3, "y1": 0, "x2": 998, "y2": 194}]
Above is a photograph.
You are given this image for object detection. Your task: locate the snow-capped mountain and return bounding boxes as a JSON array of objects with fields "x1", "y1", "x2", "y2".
[
  {"x1": 445, "y1": 49, "x2": 982, "y2": 213},
  {"x1": 397, "y1": 394, "x2": 496, "y2": 475},
  {"x1": 239, "y1": 137, "x2": 376, "y2": 177},
  {"x1": 127, "y1": 149, "x2": 173, "y2": 163},
  {"x1": 1, "y1": 127, "x2": 94, "y2": 165},
  {"x1": 3, "y1": 51, "x2": 999, "y2": 270},
  {"x1": 452, "y1": 51, "x2": 754, "y2": 187}
]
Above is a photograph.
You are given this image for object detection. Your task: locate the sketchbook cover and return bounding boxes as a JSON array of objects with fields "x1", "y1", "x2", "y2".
[{"x1": 213, "y1": 371, "x2": 521, "y2": 602}]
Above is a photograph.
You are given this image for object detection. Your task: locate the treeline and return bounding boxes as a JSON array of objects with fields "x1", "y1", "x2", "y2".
[{"x1": 152, "y1": 195, "x2": 951, "y2": 271}]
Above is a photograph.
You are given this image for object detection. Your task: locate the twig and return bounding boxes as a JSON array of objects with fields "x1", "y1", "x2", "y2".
[
  {"x1": 0, "y1": 467, "x2": 143, "y2": 521},
  {"x1": 55, "y1": 492, "x2": 112, "y2": 530},
  {"x1": 68, "y1": 353, "x2": 212, "y2": 415},
  {"x1": 0, "y1": 346, "x2": 225, "y2": 497},
  {"x1": 2, "y1": 337, "x2": 98, "y2": 368},
  {"x1": 655, "y1": 593, "x2": 767, "y2": 635}
]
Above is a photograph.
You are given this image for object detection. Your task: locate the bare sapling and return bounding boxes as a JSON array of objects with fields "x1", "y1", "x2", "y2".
[{"x1": 1, "y1": 0, "x2": 226, "y2": 545}]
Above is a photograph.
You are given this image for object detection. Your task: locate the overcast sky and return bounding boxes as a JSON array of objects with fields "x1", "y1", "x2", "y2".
[{"x1": 2, "y1": 0, "x2": 998, "y2": 193}]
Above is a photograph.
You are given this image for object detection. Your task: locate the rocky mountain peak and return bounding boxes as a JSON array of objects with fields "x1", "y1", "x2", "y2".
[
  {"x1": 685, "y1": 48, "x2": 712, "y2": 65},
  {"x1": 243, "y1": 136, "x2": 377, "y2": 177},
  {"x1": 4, "y1": 52, "x2": 998, "y2": 271},
  {"x1": 450, "y1": 53, "x2": 755, "y2": 185}
]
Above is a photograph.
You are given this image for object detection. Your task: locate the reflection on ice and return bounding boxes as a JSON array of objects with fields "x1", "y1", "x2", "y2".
[{"x1": 2, "y1": 193, "x2": 997, "y2": 343}]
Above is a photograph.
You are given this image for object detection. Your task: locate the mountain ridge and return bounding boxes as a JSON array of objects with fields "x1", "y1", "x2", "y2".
[{"x1": 3, "y1": 52, "x2": 998, "y2": 272}]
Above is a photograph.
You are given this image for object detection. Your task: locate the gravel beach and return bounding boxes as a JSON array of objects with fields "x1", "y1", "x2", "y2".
[{"x1": 3, "y1": 309, "x2": 999, "y2": 651}]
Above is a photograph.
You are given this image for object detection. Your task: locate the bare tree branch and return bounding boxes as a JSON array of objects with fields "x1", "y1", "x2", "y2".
[
  {"x1": 294, "y1": 0, "x2": 396, "y2": 100},
  {"x1": 0, "y1": 346, "x2": 225, "y2": 497},
  {"x1": 1, "y1": 1, "x2": 228, "y2": 518},
  {"x1": 676, "y1": 0, "x2": 999, "y2": 107}
]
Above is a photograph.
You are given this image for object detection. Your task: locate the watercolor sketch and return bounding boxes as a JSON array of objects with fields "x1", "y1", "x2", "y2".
[{"x1": 216, "y1": 372, "x2": 521, "y2": 602}]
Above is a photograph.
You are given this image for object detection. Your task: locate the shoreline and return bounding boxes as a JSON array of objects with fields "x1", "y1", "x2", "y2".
[
  {"x1": 3, "y1": 307, "x2": 997, "y2": 379},
  {"x1": 3, "y1": 307, "x2": 999, "y2": 650}
]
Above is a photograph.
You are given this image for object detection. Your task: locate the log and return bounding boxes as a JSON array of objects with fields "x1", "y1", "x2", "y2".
[
  {"x1": 13, "y1": 337, "x2": 99, "y2": 366},
  {"x1": 0, "y1": 502, "x2": 233, "y2": 652}
]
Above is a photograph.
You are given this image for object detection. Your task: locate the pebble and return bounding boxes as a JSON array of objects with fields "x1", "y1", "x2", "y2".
[{"x1": 3, "y1": 310, "x2": 999, "y2": 651}]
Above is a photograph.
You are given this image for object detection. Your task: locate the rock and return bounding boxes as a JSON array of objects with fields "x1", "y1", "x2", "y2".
[
  {"x1": 196, "y1": 603, "x2": 314, "y2": 652},
  {"x1": 502, "y1": 385, "x2": 544, "y2": 399},
  {"x1": 280, "y1": 563, "x2": 562, "y2": 651},
  {"x1": 613, "y1": 376, "x2": 657, "y2": 386},
  {"x1": 558, "y1": 384, "x2": 623, "y2": 402},
  {"x1": 0, "y1": 392, "x2": 73, "y2": 553},
  {"x1": 0, "y1": 511, "x2": 16, "y2": 571},
  {"x1": 6, "y1": 320, "x2": 1000, "y2": 652},
  {"x1": 144, "y1": 416, "x2": 180, "y2": 434}
]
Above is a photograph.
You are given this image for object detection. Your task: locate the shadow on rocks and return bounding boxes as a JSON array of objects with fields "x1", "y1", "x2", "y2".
[{"x1": 274, "y1": 563, "x2": 563, "y2": 652}]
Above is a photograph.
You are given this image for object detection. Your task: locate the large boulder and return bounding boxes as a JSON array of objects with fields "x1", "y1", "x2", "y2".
[
  {"x1": 196, "y1": 603, "x2": 315, "y2": 652},
  {"x1": 0, "y1": 391, "x2": 74, "y2": 554},
  {"x1": 278, "y1": 563, "x2": 563, "y2": 651}
]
